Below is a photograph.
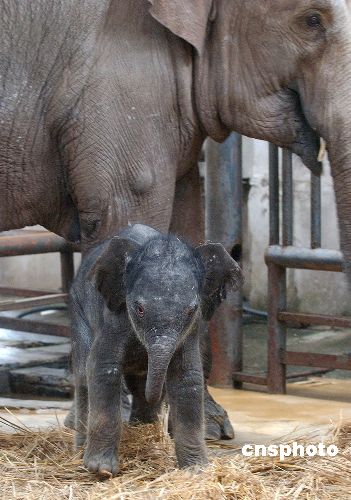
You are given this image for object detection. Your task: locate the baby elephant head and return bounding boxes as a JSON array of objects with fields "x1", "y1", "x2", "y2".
[{"x1": 90, "y1": 234, "x2": 243, "y2": 405}]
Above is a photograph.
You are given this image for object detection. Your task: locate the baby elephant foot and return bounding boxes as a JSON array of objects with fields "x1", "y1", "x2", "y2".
[
  {"x1": 83, "y1": 447, "x2": 119, "y2": 478},
  {"x1": 204, "y1": 389, "x2": 234, "y2": 440}
]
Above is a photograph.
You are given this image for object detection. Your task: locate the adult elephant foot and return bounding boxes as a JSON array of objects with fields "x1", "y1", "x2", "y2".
[{"x1": 204, "y1": 386, "x2": 234, "y2": 440}]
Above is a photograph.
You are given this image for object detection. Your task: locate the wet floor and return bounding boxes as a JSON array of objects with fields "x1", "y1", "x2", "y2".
[
  {"x1": 0, "y1": 314, "x2": 350, "y2": 447},
  {"x1": 1, "y1": 379, "x2": 350, "y2": 450}
]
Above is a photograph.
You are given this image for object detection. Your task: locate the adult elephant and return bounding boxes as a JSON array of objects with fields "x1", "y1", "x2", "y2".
[{"x1": 1, "y1": 0, "x2": 350, "y2": 439}]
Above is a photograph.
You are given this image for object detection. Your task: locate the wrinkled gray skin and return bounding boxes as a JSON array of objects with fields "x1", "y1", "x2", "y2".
[
  {"x1": 70, "y1": 224, "x2": 243, "y2": 476},
  {"x1": 2, "y1": 0, "x2": 351, "y2": 438}
]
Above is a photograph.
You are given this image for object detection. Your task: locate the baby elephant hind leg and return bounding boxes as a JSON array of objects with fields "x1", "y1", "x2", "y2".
[
  {"x1": 200, "y1": 320, "x2": 235, "y2": 440},
  {"x1": 125, "y1": 373, "x2": 163, "y2": 424},
  {"x1": 74, "y1": 383, "x2": 88, "y2": 447},
  {"x1": 64, "y1": 403, "x2": 75, "y2": 429}
]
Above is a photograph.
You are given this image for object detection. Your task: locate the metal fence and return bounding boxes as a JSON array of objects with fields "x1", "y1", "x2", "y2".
[{"x1": 206, "y1": 136, "x2": 351, "y2": 393}]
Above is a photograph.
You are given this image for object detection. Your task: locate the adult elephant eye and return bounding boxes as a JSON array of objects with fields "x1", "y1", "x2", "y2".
[{"x1": 306, "y1": 13, "x2": 322, "y2": 29}]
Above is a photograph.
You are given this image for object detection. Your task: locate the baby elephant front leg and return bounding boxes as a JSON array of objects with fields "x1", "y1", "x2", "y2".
[
  {"x1": 167, "y1": 339, "x2": 208, "y2": 469},
  {"x1": 84, "y1": 343, "x2": 123, "y2": 477}
]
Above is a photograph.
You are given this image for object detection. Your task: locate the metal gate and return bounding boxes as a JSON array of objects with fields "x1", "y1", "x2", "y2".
[{"x1": 206, "y1": 136, "x2": 351, "y2": 393}]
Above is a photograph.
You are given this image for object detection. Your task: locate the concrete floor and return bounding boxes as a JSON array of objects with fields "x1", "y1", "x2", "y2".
[
  {"x1": 0, "y1": 315, "x2": 350, "y2": 447},
  {"x1": 1, "y1": 379, "x2": 350, "y2": 449},
  {"x1": 211, "y1": 380, "x2": 351, "y2": 446}
]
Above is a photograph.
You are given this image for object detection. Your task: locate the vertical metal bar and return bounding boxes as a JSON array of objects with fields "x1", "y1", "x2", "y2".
[
  {"x1": 231, "y1": 135, "x2": 243, "y2": 389},
  {"x1": 282, "y1": 150, "x2": 293, "y2": 246},
  {"x1": 60, "y1": 251, "x2": 74, "y2": 294},
  {"x1": 268, "y1": 144, "x2": 287, "y2": 393},
  {"x1": 311, "y1": 173, "x2": 322, "y2": 249},
  {"x1": 269, "y1": 144, "x2": 280, "y2": 245},
  {"x1": 205, "y1": 133, "x2": 243, "y2": 387},
  {"x1": 267, "y1": 262, "x2": 287, "y2": 393}
]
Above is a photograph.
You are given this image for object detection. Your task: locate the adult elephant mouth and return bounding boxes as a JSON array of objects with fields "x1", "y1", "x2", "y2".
[
  {"x1": 286, "y1": 88, "x2": 322, "y2": 176},
  {"x1": 290, "y1": 126, "x2": 322, "y2": 176}
]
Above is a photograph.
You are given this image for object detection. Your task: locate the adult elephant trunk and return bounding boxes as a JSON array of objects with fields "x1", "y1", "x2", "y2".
[
  {"x1": 297, "y1": 34, "x2": 351, "y2": 286},
  {"x1": 328, "y1": 147, "x2": 351, "y2": 284},
  {"x1": 318, "y1": 95, "x2": 351, "y2": 286},
  {"x1": 145, "y1": 338, "x2": 178, "y2": 405}
]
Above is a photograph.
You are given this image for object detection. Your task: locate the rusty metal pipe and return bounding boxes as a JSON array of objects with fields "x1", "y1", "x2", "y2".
[
  {"x1": 265, "y1": 245, "x2": 343, "y2": 271},
  {"x1": 0, "y1": 316, "x2": 71, "y2": 337},
  {"x1": 205, "y1": 133, "x2": 243, "y2": 387},
  {"x1": 269, "y1": 144, "x2": 280, "y2": 245},
  {"x1": 311, "y1": 173, "x2": 322, "y2": 249},
  {"x1": 0, "y1": 232, "x2": 77, "y2": 256},
  {"x1": 282, "y1": 149, "x2": 293, "y2": 246}
]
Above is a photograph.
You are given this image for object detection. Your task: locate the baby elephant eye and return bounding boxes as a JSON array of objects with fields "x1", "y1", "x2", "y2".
[
  {"x1": 136, "y1": 303, "x2": 145, "y2": 318},
  {"x1": 306, "y1": 13, "x2": 322, "y2": 29},
  {"x1": 185, "y1": 305, "x2": 196, "y2": 318}
]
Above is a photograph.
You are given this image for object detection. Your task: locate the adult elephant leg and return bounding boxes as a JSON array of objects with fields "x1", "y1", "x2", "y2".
[{"x1": 169, "y1": 165, "x2": 235, "y2": 440}]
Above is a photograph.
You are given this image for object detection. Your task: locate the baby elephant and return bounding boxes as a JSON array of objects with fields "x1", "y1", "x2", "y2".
[{"x1": 70, "y1": 224, "x2": 243, "y2": 477}]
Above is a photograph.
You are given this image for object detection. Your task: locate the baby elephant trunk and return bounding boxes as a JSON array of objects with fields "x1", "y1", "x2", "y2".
[{"x1": 145, "y1": 340, "x2": 177, "y2": 405}]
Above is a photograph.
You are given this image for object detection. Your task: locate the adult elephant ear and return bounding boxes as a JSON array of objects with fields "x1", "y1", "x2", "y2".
[
  {"x1": 89, "y1": 237, "x2": 139, "y2": 313},
  {"x1": 195, "y1": 243, "x2": 244, "y2": 321},
  {"x1": 148, "y1": 0, "x2": 214, "y2": 54}
]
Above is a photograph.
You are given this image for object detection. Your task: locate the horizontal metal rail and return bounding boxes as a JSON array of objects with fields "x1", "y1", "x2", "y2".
[
  {"x1": 232, "y1": 373, "x2": 267, "y2": 385},
  {"x1": 232, "y1": 368, "x2": 332, "y2": 386},
  {"x1": 284, "y1": 351, "x2": 351, "y2": 371},
  {"x1": 0, "y1": 287, "x2": 54, "y2": 298},
  {"x1": 0, "y1": 293, "x2": 67, "y2": 312},
  {"x1": 278, "y1": 312, "x2": 351, "y2": 329},
  {"x1": 265, "y1": 246, "x2": 343, "y2": 272},
  {"x1": 0, "y1": 231, "x2": 77, "y2": 256},
  {"x1": 0, "y1": 316, "x2": 71, "y2": 337},
  {"x1": 287, "y1": 368, "x2": 332, "y2": 378}
]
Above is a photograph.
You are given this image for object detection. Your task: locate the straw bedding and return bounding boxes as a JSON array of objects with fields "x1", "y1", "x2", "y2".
[{"x1": 0, "y1": 414, "x2": 350, "y2": 500}]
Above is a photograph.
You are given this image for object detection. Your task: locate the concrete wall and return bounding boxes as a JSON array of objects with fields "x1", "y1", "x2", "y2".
[{"x1": 0, "y1": 139, "x2": 348, "y2": 315}]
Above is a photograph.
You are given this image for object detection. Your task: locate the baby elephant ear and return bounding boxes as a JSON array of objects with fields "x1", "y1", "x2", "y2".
[
  {"x1": 195, "y1": 243, "x2": 244, "y2": 321},
  {"x1": 89, "y1": 237, "x2": 139, "y2": 313}
]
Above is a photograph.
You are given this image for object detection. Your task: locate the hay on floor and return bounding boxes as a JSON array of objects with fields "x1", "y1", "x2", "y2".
[{"x1": 0, "y1": 414, "x2": 350, "y2": 500}]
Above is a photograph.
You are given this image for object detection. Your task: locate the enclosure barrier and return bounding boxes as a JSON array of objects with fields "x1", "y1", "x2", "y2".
[
  {"x1": 205, "y1": 135, "x2": 243, "y2": 387},
  {"x1": 0, "y1": 230, "x2": 78, "y2": 338},
  {"x1": 207, "y1": 137, "x2": 351, "y2": 392},
  {"x1": 265, "y1": 145, "x2": 351, "y2": 393}
]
